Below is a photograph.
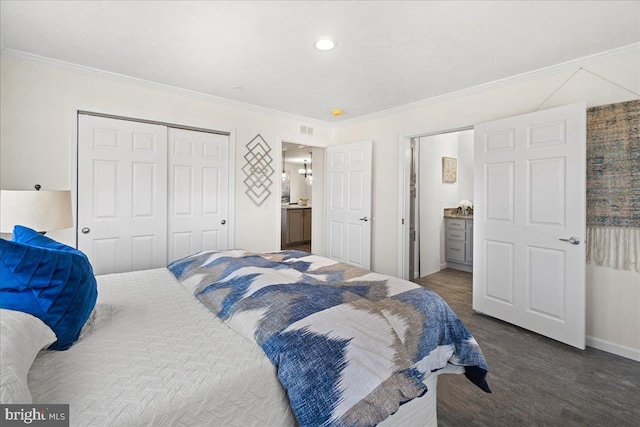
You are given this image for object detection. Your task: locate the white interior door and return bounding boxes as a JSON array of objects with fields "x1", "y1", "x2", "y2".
[
  {"x1": 473, "y1": 103, "x2": 586, "y2": 349},
  {"x1": 168, "y1": 128, "x2": 230, "y2": 263},
  {"x1": 325, "y1": 140, "x2": 372, "y2": 269},
  {"x1": 78, "y1": 115, "x2": 167, "y2": 275}
]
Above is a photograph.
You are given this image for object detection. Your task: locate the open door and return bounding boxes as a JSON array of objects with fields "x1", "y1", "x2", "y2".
[
  {"x1": 325, "y1": 140, "x2": 372, "y2": 269},
  {"x1": 473, "y1": 103, "x2": 586, "y2": 349}
]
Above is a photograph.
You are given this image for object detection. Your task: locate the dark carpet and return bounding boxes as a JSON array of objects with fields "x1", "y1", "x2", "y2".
[{"x1": 414, "y1": 269, "x2": 640, "y2": 427}]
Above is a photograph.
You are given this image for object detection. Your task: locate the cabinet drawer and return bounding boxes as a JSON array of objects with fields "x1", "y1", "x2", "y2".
[
  {"x1": 446, "y1": 240, "x2": 466, "y2": 263},
  {"x1": 446, "y1": 218, "x2": 466, "y2": 230},
  {"x1": 446, "y1": 229, "x2": 466, "y2": 241}
]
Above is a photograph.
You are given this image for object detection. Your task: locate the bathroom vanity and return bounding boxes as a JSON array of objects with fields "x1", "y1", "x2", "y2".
[{"x1": 281, "y1": 205, "x2": 312, "y2": 246}]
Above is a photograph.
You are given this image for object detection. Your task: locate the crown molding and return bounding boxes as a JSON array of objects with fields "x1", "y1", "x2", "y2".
[
  {"x1": 3, "y1": 43, "x2": 638, "y2": 128},
  {"x1": 0, "y1": 48, "x2": 333, "y2": 128},
  {"x1": 334, "y1": 43, "x2": 640, "y2": 127}
]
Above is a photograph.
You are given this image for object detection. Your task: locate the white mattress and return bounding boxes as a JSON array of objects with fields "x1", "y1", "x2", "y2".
[{"x1": 28, "y1": 268, "x2": 441, "y2": 426}]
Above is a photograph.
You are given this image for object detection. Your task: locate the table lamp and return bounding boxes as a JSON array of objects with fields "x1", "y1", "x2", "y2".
[{"x1": 0, "y1": 185, "x2": 73, "y2": 235}]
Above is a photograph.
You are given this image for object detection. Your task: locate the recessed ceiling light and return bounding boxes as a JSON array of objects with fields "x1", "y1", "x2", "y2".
[
  {"x1": 315, "y1": 38, "x2": 336, "y2": 51},
  {"x1": 331, "y1": 109, "x2": 343, "y2": 116}
]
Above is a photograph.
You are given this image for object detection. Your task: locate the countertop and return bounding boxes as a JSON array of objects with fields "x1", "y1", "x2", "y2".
[
  {"x1": 282, "y1": 204, "x2": 312, "y2": 210},
  {"x1": 444, "y1": 208, "x2": 473, "y2": 219}
]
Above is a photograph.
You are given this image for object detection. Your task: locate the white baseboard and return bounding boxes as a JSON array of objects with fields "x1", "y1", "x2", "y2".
[{"x1": 586, "y1": 336, "x2": 640, "y2": 362}]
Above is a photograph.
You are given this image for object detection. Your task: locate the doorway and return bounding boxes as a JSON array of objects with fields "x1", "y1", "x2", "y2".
[
  {"x1": 401, "y1": 103, "x2": 587, "y2": 349},
  {"x1": 280, "y1": 142, "x2": 315, "y2": 253},
  {"x1": 398, "y1": 127, "x2": 474, "y2": 280},
  {"x1": 417, "y1": 129, "x2": 474, "y2": 279}
]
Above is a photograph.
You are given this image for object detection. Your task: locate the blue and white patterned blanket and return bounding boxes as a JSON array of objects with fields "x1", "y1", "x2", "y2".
[{"x1": 168, "y1": 250, "x2": 490, "y2": 427}]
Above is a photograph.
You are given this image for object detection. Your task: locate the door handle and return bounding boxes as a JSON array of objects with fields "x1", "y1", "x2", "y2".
[
  {"x1": 559, "y1": 236, "x2": 580, "y2": 245},
  {"x1": 359, "y1": 217, "x2": 369, "y2": 222},
  {"x1": 221, "y1": 220, "x2": 226, "y2": 225},
  {"x1": 81, "y1": 227, "x2": 91, "y2": 234}
]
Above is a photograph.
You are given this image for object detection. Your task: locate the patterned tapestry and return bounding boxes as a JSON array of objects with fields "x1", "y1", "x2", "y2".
[{"x1": 586, "y1": 99, "x2": 640, "y2": 272}]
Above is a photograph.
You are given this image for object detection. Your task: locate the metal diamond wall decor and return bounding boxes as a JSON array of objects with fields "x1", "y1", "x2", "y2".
[{"x1": 243, "y1": 134, "x2": 274, "y2": 206}]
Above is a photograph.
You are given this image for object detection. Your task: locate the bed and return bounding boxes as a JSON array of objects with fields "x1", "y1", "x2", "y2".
[{"x1": 2, "y1": 244, "x2": 489, "y2": 426}]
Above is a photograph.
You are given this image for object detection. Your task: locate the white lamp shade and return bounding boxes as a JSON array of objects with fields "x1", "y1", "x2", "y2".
[{"x1": 0, "y1": 190, "x2": 73, "y2": 233}]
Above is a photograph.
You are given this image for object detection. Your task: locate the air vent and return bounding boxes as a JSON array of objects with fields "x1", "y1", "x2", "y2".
[{"x1": 300, "y1": 125, "x2": 314, "y2": 136}]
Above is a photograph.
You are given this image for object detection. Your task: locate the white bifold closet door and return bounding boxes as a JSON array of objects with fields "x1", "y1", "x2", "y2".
[
  {"x1": 167, "y1": 128, "x2": 229, "y2": 263},
  {"x1": 78, "y1": 115, "x2": 230, "y2": 275},
  {"x1": 78, "y1": 115, "x2": 168, "y2": 275}
]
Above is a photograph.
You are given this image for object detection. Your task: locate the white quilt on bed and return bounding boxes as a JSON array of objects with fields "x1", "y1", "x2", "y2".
[
  {"x1": 27, "y1": 267, "x2": 443, "y2": 427},
  {"x1": 28, "y1": 268, "x2": 296, "y2": 426}
]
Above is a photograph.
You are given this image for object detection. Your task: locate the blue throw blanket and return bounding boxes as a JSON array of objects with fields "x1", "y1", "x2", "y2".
[{"x1": 169, "y1": 250, "x2": 490, "y2": 427}]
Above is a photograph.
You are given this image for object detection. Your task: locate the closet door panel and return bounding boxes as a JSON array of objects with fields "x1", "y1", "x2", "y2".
[
  {"x1": 168, "y1": 129, "x2": 229, "y2": 263},
  {"x1": 78, "y1": 115, "x2": 168, "y2": 275},
  {"x1": 78, "y1": 115, "x2": 231, "y2": 273}
]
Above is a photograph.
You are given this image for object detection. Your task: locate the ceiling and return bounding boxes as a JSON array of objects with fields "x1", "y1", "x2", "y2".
[{"x1": 1, "y1": 1, "x2": 639, "y2": 124}]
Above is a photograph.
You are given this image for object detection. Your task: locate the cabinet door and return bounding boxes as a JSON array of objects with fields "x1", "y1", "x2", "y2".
[
  {"x1": 446, "y1": 240, "x2": 466, "y2": 263},
  {"x1": 446, "y1": 229, "x2": 466, "y2": 241},
  {"x1": 288, "y1": 209, "x2": 304, "y2": 243},
  {"x1": 447, "y1": 218, "x2": 466, "y2": 230},
  {"x1": 303, "y1": 209, "x2": 312, "y2": 241}
]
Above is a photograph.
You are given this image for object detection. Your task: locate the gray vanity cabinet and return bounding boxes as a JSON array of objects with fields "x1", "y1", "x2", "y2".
[{"x1": 445, "y1": 217, "x2": 473, "y2": 272}]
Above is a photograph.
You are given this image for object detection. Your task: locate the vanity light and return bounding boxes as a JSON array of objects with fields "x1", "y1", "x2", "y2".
[
  {"x1": 315, "y1": 38, "x2": 336, "y2": 51},
  {"x1": 303, "y1": 151, "x2": 313, "y2": 185},
  {"x1": 299, "y1": 151, "x2": 313, "y2": 185},
  {"x1": 298, "y1": 161, "x2": 312, "y2": 177}
]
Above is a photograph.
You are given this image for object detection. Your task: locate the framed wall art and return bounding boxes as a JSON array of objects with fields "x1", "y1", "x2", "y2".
[{"x1": 442, "y1": 157, "x2": 457, "y2": 183}]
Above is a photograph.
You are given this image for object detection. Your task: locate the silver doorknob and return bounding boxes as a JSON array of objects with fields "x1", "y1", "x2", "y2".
[
  {"x1": 559, "y1": 236, "x2": 580, "y2": 245},
  {"x1": 359, "y1": 217, "x2": 369, "y2": 222},
  {"x1": 221, "y1": 220, "x2": 226, "y2": 225},
  {"x1": 81, "y1": 227, "x2": 91, "y2": 234}
]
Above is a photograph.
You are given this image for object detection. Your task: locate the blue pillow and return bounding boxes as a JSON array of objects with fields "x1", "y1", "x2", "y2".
[
  {"x1": 0, "y1": 226, "x2": 98, "y2": 350},
  {"x1": 11, "y1": 225, "x2": 77, "y2": 252}
]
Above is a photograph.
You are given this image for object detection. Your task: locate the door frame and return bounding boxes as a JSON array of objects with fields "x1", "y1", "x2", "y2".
[
  {"x1": 397, "y1": 123, "x2": 476, "y2": 280},
  {"x1": 70, "y1": 104, "x2": 236, "y2": 250}
]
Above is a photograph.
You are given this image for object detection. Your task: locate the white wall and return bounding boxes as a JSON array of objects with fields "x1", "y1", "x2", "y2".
[
  {"x1": 333, "y1": 50, "x2": 640, "y2": 358},
  {"x1": 310, "y1": 146, "x2": 325, "y2": 255},
  {"x1": 587, "y1": 266, "x2": 640, "y2": 357},
  {"x1": 0, "y1": 55, "x2": 333, "y2": 253},
  {"x1": 457, "y1": 130, "x2": 474, "y2": 202},
  {"x1": 418, "y1": 133, "x2": 459, "y2": 276}
]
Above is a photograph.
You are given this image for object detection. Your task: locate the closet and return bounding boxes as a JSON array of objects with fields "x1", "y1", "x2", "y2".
[{"x1": 77, "y1": 114, "x2": 230, "y2": 275}]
